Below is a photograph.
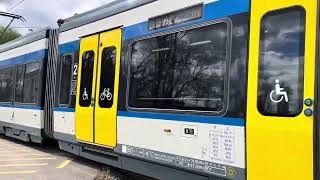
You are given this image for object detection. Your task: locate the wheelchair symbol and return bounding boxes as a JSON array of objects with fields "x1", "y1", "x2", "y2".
[
  {"x1": 82, "y1": 88, "x2": 89, "y2": 101},
  {"x1": 100, "y1": 88, "x2": 112, "y2": 101},
  {"x1": 269, "y1": 79, "x2": 288, "y2": 103}
]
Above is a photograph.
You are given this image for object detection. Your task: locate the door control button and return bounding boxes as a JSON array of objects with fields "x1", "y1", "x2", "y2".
[
  {"x1": 304, "y1": 98, "x2": 313, "y2": 106},
  {"x1": 304, "y1": 108, "x2": 313, "y2": 116}
]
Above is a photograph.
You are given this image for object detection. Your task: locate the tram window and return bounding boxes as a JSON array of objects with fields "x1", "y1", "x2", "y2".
[
  {"x1": 15, "y1": 65, "x2": 25, "y2": 103},
  {"x1": 0, "y1": 68, "x2": 14, "y2": 102},
  {"x1": 79, "y1": 51, "x2": 94, "y2": 107},
  {"x1": 129, "y1": 23, "x2": 228, "y2": 112},
  {"x1": 59, "y1": 54, "x2": 72, "y2": 106},
  {"x1": 98, "y1": 47, "x2": 116, "y2": 108},
  {"x1": 23, "y1": 62, "x2": 40, "y2": 104},
  {"x1": 257, "y1": 7, "x2": 306, "y2": 116}
]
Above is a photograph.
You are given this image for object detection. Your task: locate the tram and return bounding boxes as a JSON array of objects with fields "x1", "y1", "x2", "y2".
[{"x1": 0, "y1": 0, "x2": 318, "y2": 179}]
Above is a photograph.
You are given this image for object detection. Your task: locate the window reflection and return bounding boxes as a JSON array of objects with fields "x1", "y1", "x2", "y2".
[
  {"x1": 99, "y1": 47, "x2": 116, "y2": 108},
  {"x1": 257, "y1": 7, "x2": 305, "y2": 116},
  {"x1": 79, "y1": 51, "x2": 95, "y2": 107},
  {"x1": 23, "y1": 62, "x2": 40, "y2": 103},
  {"x1": 129, "y1": 23, "x2": 228, "y2": 112},
  {"x1": 0, "y1": 68, "x2": 14, "y2": 102},
  {"x1": 60, "y1": 54, "x2": 72, "y2": 106}
]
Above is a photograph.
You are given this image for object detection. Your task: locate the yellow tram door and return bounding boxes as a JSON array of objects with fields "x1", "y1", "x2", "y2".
[
  {"x1": 94, "y1": 29, "x2": 121, "y2": 147},
  {"x1": 75, "y1": 29, "x2": 121, "y2": 148},
  {"x1": 246, "y1": 0, "x2": 317, "y2": 180},
  {"x1": 75, "y1": 34, "x2": 99, "y2": 143}
]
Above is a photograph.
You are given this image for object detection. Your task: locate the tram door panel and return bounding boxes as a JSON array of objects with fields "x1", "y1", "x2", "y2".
[
  {"x1": 94, "y1": 29, "x2": 121, "y2": 147},
  {"x1": 246, "y1": 1, "x2": 317, "y2": 180},
  {"x1": 75, "y1": 34, "x2": 99, "y2": 143},
  {"x1": 76, "y1": 29, "x2": 121, "y2": 148}
]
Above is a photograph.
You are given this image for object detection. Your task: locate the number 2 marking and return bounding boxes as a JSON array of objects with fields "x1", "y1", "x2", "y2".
[{"x1": 73, "y1": 64, "x2": 78, "y2": 75}]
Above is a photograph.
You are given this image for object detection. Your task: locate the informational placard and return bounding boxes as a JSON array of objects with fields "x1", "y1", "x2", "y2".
[{"x1": 70, "y1": 63, "x2": 78, "y2": 95}]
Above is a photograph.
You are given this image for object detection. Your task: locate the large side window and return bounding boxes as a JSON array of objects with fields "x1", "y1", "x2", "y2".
[
  {"x1": 79, "y1": 51, "x2": 95, "y2": 107},
  {"x1": 257, "y1": 7, "x2": 306, "y2": 116},
  {"x1": 0, "y1": 68, "x2": 14, "y2": 102},
  {"x1": 59, "y1": 54, "x2": 73, "y2": 106},
  {"x1": 99, "y1": 47, "x2": 116, "y2": 108},
  {"x1": 129, "y1": 23, "x2": 228, "y2": 112},
  {"x1": 15, "y1": 65, "x2": 25, "y2": 103},
  {"x1": 23, "y1": 62, "x2": 40, "y2": 104}
]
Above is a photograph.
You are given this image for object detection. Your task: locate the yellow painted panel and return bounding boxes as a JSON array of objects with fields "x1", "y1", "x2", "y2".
[
  {"x1": 247, "y1": 1, "x2": 317, "y2": 180},
  {"x1": 94, "y1": 29, "x2": 122, "y2": 147},
  {"x1": 75, "y1": 34, "x2": 99, "y2": 143}
]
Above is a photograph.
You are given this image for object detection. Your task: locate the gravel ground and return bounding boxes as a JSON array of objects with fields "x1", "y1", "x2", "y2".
[{"x1": 95, "y1": 167, "x2": 155, "y2": 180}]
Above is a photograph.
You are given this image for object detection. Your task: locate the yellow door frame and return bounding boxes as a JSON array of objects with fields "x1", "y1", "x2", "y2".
[
  {"x1": 75, "y1": 29, "x2": 121, "y2": 148},
  {"x1": 247, "y1": 1, "x2": 317, "y2": 180}
]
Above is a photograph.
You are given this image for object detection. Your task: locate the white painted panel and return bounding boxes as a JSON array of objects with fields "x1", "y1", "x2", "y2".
[
  {"x1": 0, "y1": 107, "x2": 42, "y2": 129},
  {"x1": 59, "y1": 0, "x2": 218, "y2": 44},
  {"x1": 54, "y1": 111, "x2": 75, "y2": 135},
  {"x1": 117, "y1": 116, "x2": 245, "y2": 168},
  {"x1": 0, "y1": 39, "x2": 48, "y2": 61}
]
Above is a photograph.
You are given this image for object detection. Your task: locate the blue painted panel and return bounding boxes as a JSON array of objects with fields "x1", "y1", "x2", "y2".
[
  {"x1": 59, "y1": 0, "x2": 249, "y2": 51},
  {"x1": 53, "y1": 107, "x2": 75, "y2": 112},
  {"x1": 59, "y1": 40, "x2": 80, "y2": 54},
  {"x1": 51, "y1": 107, "x2": 244, "y2": 126},
  {"x1": 0, "y1": 49, "x2": 47, "y2": 69},
  {"x1": 117, "y1": 111, "x2": 245, "y2": 127},
  {"x1": 0, "y1": 104, "x2": 42, "y2": 110},
  {"x1": 122, "y1": 0, "x2": 250, "y2": 40},
  {"x1": 203, "y1": 0, "x2": 249, "y2": 21}
]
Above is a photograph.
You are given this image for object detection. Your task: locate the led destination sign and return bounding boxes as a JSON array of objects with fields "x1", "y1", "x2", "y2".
[{"x1": 148, "y1": 4, "x2": 203, "y2": 31}]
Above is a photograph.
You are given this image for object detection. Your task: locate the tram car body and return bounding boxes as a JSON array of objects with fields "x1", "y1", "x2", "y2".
[
  {"x1": 0, "y1": 28, "x2": 51, "y2": 143},
  {"x1": 54, "y1": 0, "x2": 249, "y2": 179},
  {"x1": 0, "y1": 0, "x2": 319, "y2": 180}
]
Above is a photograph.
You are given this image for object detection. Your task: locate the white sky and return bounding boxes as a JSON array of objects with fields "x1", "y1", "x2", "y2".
[{"x1": 0, "y1": 0, "x2": 116, "y2": 35}]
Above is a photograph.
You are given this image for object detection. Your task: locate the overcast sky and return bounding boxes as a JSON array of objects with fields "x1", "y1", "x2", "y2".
[{"x1": 0, "y1": 0, "x2": 115, "y2": 35}]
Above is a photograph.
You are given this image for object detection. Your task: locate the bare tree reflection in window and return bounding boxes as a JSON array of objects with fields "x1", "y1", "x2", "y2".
[{"x1": 130, "y1": 23, "x2": 228, "y2": 112}]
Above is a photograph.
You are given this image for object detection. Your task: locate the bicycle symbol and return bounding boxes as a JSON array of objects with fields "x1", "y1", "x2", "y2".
[
  {"x1": 100, "y1": 88, "x2": 112, "y2": 101},
  {"x1": 269, "y1": 79, "x2": 288, "y2": 103},
  {"x1": 82, "y1": 88, "x2": 89, "y2": 101}
]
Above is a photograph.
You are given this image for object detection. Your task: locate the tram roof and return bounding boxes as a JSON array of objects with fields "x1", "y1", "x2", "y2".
[
  {"x1": 0, "y1": 27, "x2": 50, "y2": 53},
  {"x1": 58, "y1": 0, "x2": 156, "y2": 32}
]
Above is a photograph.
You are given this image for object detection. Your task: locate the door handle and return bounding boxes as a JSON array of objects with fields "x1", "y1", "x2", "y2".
[{"x1": 11, "y1": 112, "x2": 14, "y2": 119}]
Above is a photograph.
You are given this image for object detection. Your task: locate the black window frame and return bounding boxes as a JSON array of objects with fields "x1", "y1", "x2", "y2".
[
  {"x1": 257, "y1": 6, "x2": 306, "y2": 117},
  {"x1": 58, "y1": 53, "x2": 74, "y2": 107},
  {"x1": 14, "y1": 61, "x2": 41, "y2": 105},
  {"x1": 0, "y1": 67, "x2": 14, "y2": 104},
  {"x1": 126, "y1": 19, "x2": 232, "y2": 115}
]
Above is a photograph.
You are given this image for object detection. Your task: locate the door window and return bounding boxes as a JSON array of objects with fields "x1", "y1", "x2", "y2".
[
  {"x1": 79, "y1": 51, "x2": 95, "y2": 107},
  {"x1": 98, "y1": 47, "x2": 116, "y2": 108},
  {"x1": 257, "y1": 7, "x2": 306, "y2": 116}
]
